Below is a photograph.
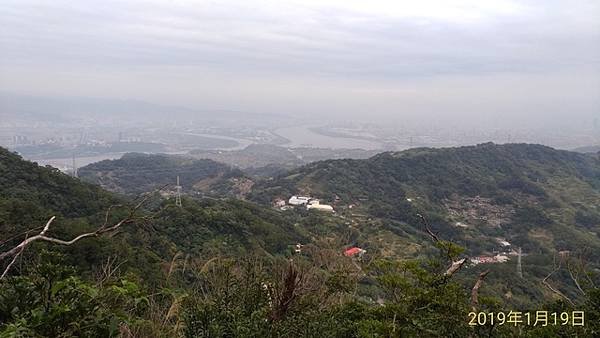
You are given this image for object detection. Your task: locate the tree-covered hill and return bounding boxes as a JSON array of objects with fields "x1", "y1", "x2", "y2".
[
  {"x1": 0, "y1": 148, "x2": 303, "y2": 255},
  {"x1": 0, "y1": 148, "x2": 307, "y2": 270},
  {"x1": 250, "y1": 143, "x2": 600, "y2": 302},
  {"x1": 0, "y1": 147, "x2": 120, "y2": 233},
  {"x1": 251, "y1": 143, "x2": 600, "y2": 247},
  {"x1": 78, "y1": 152, "x2": 249, "y2": 196},
  {"x1": 253, "y1": 143, "x2": 600, "y2": 203}
]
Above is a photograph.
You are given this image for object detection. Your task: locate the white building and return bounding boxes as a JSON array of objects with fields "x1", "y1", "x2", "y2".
[
  {"x1": 497, "y1": 239, "x2": 511, "y2": 247},
  {"x1": 306, "y1": 200, "x2": 334, "y2": 212},
  {"x1": 273, "y1": 199, "x2": 286, "y2": 207},
  {"x1": 470, "y1": 254, "x2": 509, "y2": 265},
  {"x1": 289, "y1": 196, "x2": 310, "y2": 206}
]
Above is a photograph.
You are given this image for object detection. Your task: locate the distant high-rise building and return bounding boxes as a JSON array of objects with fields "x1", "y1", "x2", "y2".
[{"x1": 12, "y1": 135, "x2": 29, "y2": 146}]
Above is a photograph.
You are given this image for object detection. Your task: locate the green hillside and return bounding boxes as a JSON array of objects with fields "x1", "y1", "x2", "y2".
[
  {"x1": 251, "y1": 143, "x2": 600, "y2": 253},
  {"x1": 250, "y1": 143, "x2": 600, "y2": 303},
  {"x1": 1, "y1": 145, "x2": 599, "y2": 337},
  {"x1": 78, "y1": 152, "x2": 250, "y2": 196},
  {"x1": 1, "y1": 148, "x2": 306, "y2": 257},
  {"x1": 0, "y1": 147, "x2": 121, "y2": 240}
]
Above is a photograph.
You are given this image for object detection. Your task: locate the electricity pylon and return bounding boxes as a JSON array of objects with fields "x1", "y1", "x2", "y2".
[
  {"x1": 517, "y1": 247, "x2": 523, "y2": 278},
  {"x1": 175, "y1": 175, "x2": 182, "y2": 207},
  {"x1": 72, "y1": 153, "x2": 78, "y2": 178}
]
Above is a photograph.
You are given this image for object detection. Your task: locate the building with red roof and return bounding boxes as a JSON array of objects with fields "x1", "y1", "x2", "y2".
[{"x1": 344, "y1": 247, "x2": 366, "y2": 257}]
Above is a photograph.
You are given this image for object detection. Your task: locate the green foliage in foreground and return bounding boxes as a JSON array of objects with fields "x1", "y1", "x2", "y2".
[
  {"x1": 2, "y1": 248, "x2": 598, "y2": 337},
  {"x1": 0, "y1": 251, "x2": 149, "y2": 337},
  {"x1": 2, "y1": 145, "x2": 600, "y2": 337}
]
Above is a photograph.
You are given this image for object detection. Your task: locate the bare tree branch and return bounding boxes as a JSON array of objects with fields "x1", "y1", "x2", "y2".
[
  {"x1": 0, "y1": 189, "x2": 160, "y2": 280},
  {"x1": 95, "y1": 255, "x2": 127, "y2": 287},
  {"x1": 0, "y1": 225, "x2": 44, "y2": 248},
  {"x1": 444, "y1": 258, "x2": 467, "y2": 277},
  {"x1": 417, "y1": 213, "x2": 468, "y2": 279},
  {"x1": 102, "y1": 204, "x2": 122, "y2": 229},
  {"x1": 1, "y1": 230, "x2": 35, "y2": 279},
  {"x1": 566, "y1": 259, "x2": 586, "y2": 296},
  {"x1": 542, "y1": 260, "x2": 575, "y2": 307},
  {"x1": 417, "y1": 213, "x2": 440, "y2": 243},
  {"x1": 0, "y1": 217, "x2": 57, "y2": 263},
  {"x1": 471, "y1": 270, "x2": 490, "y2": 310},
  {"x1": 1, "y1": 244, "x2": 25, "y2": 279}
]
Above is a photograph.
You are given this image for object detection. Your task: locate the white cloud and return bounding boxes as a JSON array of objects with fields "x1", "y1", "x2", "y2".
[{"x1": 285, "y1": 0, "x2": 529, "y2": 22}]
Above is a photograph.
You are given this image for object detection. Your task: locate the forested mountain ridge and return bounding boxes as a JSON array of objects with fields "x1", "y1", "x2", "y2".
[
  {"x1": 0, "y1": 147, "x2": 118, "y2": 217},
  {"x1": 1, "y1": 148, "x2": 305, "y2": 260},
  {"x1": 0, "y1": 147, "x2": 122, "y2": 240},
  {"x1": 251, "y1": 143, "x2": 600, "y2": 278},
  {"x1": 78, "y1": 146, "x2": 380, "y2": 196},
  {"x1": 78, "y1": 152, "x2": 250, "y2": 196},
  {"x1": 253, "y1": 143, "x2": 600, "y2": 203}
]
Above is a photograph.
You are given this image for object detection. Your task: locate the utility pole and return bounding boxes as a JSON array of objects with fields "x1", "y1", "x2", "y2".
[
  {"x1": 175, "y1": 175, "x2": 182, "y2": 207},
  {"x1": 517, "y1": 247, "x2": 523, "y2": 278}
]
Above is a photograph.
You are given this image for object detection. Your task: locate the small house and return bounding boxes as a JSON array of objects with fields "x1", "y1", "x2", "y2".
[{"x1": 344, "y1": 247, "x2": 366, "y2": 258}]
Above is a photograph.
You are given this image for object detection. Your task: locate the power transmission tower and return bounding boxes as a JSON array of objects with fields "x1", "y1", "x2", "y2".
[
  {"x1": 517, "y1": 247, "x2": 523, "y2": 278},
  {"x1": 72, "y1": 153, "x2": 78, "y2": 178},
  {"x1": 175, "y1": 175, "x2": 182, "y2": 207}
]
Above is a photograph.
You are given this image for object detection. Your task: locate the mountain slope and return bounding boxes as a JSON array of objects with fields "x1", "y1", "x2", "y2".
[
  {"x1": 78, "y1": 152, "x2": 249, "y2": 196},
  {"x1": 0, "y1": 148, "x2": 306, "y2": 270},
  {"x1": 2, "y1": 144, "x2": 600, "y2": 334},
  {"x1": 254, "y1": 143, "x2": 599, "y2": 201},
  {"x1": 0, "y1": 147, "x2": 119, "y2": 230},
  {"x1": 251, "y1": 143, "x2": 600, "y2": 259}
]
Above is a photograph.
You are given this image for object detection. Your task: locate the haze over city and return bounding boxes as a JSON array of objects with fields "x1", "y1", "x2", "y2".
[{"x1": 1, "y1": 0, "x2": 599, "y2": 161}]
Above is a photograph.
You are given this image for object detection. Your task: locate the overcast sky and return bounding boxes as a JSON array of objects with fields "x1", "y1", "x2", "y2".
[{"x1": 1, "y1": 0, "x2": 599, "y2": 124}]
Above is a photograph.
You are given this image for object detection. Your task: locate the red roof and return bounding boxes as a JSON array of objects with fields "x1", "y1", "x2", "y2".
[{"x1": 344, "y1": 247, "x2": 362, "y2": 257}]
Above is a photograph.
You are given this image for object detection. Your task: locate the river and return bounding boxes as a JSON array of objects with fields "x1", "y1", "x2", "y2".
[{"x1": 274, "y1": 125, "x2": 382, "y2": 150}]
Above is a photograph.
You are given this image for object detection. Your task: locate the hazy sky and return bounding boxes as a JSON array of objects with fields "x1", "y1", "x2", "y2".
[{"x1": 1, "y1": 0, "x2": 599, "y2": 123}]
